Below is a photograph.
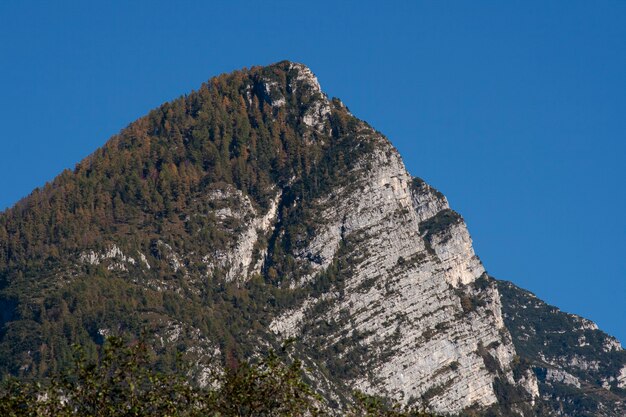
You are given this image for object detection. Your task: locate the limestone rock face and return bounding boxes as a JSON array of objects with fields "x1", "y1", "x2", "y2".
[{"x1": 269, "y1": 127, "x2": 533, "y2": 414}]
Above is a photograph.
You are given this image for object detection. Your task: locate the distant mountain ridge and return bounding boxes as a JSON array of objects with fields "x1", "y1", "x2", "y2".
[{"x1": 0, "y1": 61, "x2": 624, "y2": 416}]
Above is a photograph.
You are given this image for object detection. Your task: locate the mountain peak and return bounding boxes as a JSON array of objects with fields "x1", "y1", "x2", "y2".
[
  {"x1": 282, "y1": 61, "x2": 323, "y2": 94},
  {"x1": 266, "y1": 60, "x2": 321, "y2": 88},
  {"x1": 1, "y1": 62, "x2": 625, "y2": 417},
  {"x1": 250, "y1": 61, "x2": 330, "y2": 132}
]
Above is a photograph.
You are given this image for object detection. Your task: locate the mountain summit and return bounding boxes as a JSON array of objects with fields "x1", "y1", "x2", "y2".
[{"x1": 1, "y1": 61, "x2": 624, "y2": 416}]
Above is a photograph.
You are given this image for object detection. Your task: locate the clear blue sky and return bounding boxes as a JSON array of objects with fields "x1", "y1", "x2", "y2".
[{"x1": 1, "y1": 1, "x2": 624, "y2": 342}]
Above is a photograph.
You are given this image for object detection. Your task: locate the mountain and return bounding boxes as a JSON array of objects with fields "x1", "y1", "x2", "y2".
[{"x1": 0, "y1": 61, "x2": 624, "y2": 416}]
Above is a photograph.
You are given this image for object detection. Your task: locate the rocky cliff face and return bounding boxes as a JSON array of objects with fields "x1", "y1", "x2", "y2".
[
  {"x1": 268, "y1": 131, "x2": 533, "y2": 414},
  {"x1": 0, "y1": 61, "x2": 623, "y2": 416}
]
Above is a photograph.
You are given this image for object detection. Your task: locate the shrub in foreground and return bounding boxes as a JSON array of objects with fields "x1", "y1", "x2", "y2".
[{"x1": 0, "y1": 337, "x2": 435, "y2": 417}]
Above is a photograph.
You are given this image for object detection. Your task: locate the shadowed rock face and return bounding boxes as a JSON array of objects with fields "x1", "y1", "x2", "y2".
[{"x1": 0, "y1": 61, "x2": 623, "y2": 416}]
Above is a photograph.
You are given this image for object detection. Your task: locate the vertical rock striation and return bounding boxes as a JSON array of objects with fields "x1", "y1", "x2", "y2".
[{"x1": 269, "y1": 121, "x2": 537, "y2": 414}]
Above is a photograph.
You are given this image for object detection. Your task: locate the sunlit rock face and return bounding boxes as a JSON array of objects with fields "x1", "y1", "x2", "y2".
[{"x1": 269, "y1": 124, "x2": 535, "y2": 414}]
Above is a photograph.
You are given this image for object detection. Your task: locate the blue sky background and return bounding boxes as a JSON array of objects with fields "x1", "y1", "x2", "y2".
[{"x1": 1, "y1": 1, "x2": 624, "y2": 342}]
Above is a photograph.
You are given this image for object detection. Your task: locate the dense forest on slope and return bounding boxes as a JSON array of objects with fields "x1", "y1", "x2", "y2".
[{"x1": 0, "y1": 61, "x2": 372, "y2": 378}]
